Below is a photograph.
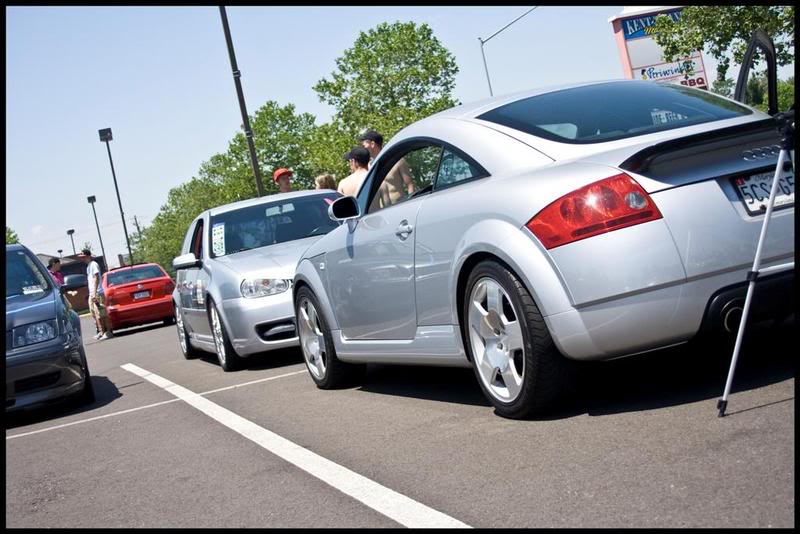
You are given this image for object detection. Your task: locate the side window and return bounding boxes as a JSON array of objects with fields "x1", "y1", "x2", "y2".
[
  {"x1": 368, "y1": 145, "x2": 442, "y2": 214},
  {"x1": 435, "y1": 148, "x2": 486, "y2": 189},
  {"x1": 191, "y1": 220, "x2": 204, "y2": 260}
]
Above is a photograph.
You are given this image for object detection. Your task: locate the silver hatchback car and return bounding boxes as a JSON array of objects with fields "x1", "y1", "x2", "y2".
[
  {"x1": 173, "y1": 190, "x2": 340, "y2": 371},
  {"x1": 293, "y1": 80, "x2": 794, "y2": 418}
]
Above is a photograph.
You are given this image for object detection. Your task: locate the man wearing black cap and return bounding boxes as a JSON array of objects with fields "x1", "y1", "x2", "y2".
[
  {"x1": 359, "y1": 129, "x2": 415, "y2": 207},
  {"x1": 338, "y1": 146, "x2": 370, "y2": 197}
]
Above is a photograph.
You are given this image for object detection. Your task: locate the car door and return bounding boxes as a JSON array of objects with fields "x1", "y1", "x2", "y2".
[
  {"x1": 180, "y1": 217, "x2": 210, "y2": 336},
  {"x1": 325, "y1": 142, "x2": 442, "y2": 340}
]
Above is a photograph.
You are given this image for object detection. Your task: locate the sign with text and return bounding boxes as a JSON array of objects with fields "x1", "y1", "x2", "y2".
[{"x1": 610, "y1": 7, "x2": 708, "y2": 90}]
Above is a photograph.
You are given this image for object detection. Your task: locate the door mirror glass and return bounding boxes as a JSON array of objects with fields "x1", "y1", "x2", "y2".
[
  {"x1": 328, "y1": 196, "x2": 360, "y2": 221},
  {"x1": 173, "y1": 253, "x2": 201, "y2": 270},
  {"x1": 61, "y1": 274, "x2": 87, "y2": 291}
]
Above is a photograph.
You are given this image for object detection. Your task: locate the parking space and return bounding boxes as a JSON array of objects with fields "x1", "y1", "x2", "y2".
[{"x1": 6, "y1": 315, "x2": 795, "y2": 527}]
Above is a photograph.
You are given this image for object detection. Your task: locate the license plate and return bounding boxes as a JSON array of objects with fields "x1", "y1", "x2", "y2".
[
  {"x1": 733, "y1": 169, "x2": 794, "y2": 216},
  {"x1": 133, "y1": 290, "x2": 150, "y2": 300}
]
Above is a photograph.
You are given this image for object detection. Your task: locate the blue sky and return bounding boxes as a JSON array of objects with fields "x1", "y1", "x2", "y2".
[{"x1": 5, "y1": 6, "x2": 790, "y2": 265}]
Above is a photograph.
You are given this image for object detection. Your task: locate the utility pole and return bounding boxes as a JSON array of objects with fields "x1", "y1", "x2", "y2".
[
  {"x1": 219, "y1": 6, "x2": 266, "y2": 197},
  {"x1": 133, "y1": 215, "x2": 142, "y2": 235}
]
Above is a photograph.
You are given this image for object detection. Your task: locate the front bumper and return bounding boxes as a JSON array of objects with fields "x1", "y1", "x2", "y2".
[
  {"x1": 6, "y1": 335, "x2": 87, "y2": 412},
  {"x1": 220, "y1": 290, "x2": 299, "y2": 357},
  {"x1": 107, "y1": 295, "x2": 174, "y2": 330}
]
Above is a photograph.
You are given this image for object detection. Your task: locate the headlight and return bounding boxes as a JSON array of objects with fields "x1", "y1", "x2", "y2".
[
  {"x1": 13, "y1": 320, "x2": 58, "y2": 348},
  {"x1": 240, "y1": 278, "x2": 292, "y2": 299}
]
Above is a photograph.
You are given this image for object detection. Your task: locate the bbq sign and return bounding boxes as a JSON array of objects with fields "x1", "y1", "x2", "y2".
[{"x1": 610, "y1": 7, "x2": 708, "y2": 90}]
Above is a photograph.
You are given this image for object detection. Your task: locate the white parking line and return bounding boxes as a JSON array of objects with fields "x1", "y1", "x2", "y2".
[
  {"x1": 121, "y1": 363, "x2": 471, "y2": 529},
  {"x1": 6, "y1": 370, "x2": 307, "y2": 441}
]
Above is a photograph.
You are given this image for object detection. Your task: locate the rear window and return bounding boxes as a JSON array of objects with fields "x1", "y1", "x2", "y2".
[
  {"x1": 477, "y1": 81, "x2": 753, "y2": 144},
  {"x1": 107, "y1": 265, "x2": 166, "y2": 286}
]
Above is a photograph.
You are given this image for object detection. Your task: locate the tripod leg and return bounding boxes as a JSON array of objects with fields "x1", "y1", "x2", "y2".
[{"x1": 717, "y1": 148, "x2": 791, "y2": 417}]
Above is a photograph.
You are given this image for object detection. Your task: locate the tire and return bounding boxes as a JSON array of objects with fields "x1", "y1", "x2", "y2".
[
  {"x1": 208, "y1": 300, "x2": 241, "y2": 372},
  {"x1": 80, "y1": 353, "x2": 95, "y2": 405},
  {"x1": 295, "y1": 286, "x2": 365, "y2": 389},
  {"x1": 163, "y1": 316, "x2": 176, "y2": 326},
  {"x1": 462, "y1": 260, "x2": 571, "y2": 419},
  {"x1": 175, "y1": 306, "x2": 201, "y2": 360}
]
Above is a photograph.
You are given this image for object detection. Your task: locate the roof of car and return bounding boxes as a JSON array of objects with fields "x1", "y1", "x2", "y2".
[
  {"x1": 206, "y1": 189, "x2": 339, "y2": 217},
  {"x1": 106, "y1": 262, "x2": 162, "y2": 273},
  {"x1": 6, "y1": 243, "x2": 25, "y2": 251}
]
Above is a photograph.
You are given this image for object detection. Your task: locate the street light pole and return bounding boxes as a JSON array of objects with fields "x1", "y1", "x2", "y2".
[
  {"x1": 478, "y1": 6, "x2": 539, "y2": 97},
  {"x1": 219, "y1": 6, "x2": 266, "y2": 197},
  {"x1": 98, "y1": 128, "x2": 134, "y2": 265},
  {"x1": 66, "y1": 229, "x2": 76, "y2": 255},
  {"x1": 87, "y1": 195, "x2": 108, "y2": 264},
  {"x1": 58, "y1": 249, "x2": 63, "y2": 258}
]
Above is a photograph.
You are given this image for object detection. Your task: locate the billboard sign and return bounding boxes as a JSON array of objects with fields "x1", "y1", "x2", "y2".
[{"x1": 610, "y1": 6, "x2": 708, "y2": 89}]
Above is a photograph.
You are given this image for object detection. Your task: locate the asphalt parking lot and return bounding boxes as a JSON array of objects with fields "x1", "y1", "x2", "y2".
[{"x1": 5, "y1": 314, "x2": 795, "y2": 528}]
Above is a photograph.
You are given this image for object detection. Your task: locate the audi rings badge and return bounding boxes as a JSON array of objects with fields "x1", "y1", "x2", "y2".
[{"x1": 742, "y1": 144, "x2": 781, "y2": 161}]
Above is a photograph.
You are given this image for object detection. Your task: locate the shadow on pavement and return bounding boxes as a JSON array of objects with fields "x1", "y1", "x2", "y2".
[
  {"x1": 352, "y1": 316, "x2": 796, "y2": 418},
  {"x1": 196, "y1": 346, "x2": 305, "y2": 372},
  {"x1": 4, "y1": 375, "x2": 122, "y2": 430}
]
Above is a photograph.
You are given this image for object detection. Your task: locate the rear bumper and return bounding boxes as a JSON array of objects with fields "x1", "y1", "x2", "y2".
[
  {"x1": 107, "y1": 295, "x2": 174, "y2": 330},
  {"x1": 545, "y1": 262, "x2": 794, "y2": 361},
  {"x1": 6, "y1": 336, "x2": 87, "y2": 412}
]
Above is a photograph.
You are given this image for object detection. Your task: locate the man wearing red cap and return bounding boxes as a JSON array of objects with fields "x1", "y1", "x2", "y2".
[{"x1": 273, "y1": 168, "x2": 293, "y2": 193}]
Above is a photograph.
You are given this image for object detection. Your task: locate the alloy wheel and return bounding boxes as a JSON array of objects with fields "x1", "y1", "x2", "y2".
[
  {"x1": 297, "y1": 297, "x2": 327, "y2": 379},
  {"x1": 176, "y1": 309, "x2": 188, "y2": 354},
  {"x1": 210, "y1": 305, "x2": 226, "y2": 366},
  {"x1": 468, "y1": 277, "x2": 526, "y2": 403}
]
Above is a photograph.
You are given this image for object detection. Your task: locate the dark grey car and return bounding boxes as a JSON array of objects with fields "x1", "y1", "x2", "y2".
[{"x1": 6, "y1": 244, "x2": 94, "y2": 412}]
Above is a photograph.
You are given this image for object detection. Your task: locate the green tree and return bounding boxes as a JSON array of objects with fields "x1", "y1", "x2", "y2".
[
  {"x1": 652, "y1": 6, "x2": 795, "y2": 86},
  {"x1": 6, "y1": 226, "x2": 20, "y2": 244},
  {"x1": 314, "y1": 21, "x2": 459, "y2": 142},
  {"x1": 133, "y1": 101, "x2": 316, "y2": 271}
]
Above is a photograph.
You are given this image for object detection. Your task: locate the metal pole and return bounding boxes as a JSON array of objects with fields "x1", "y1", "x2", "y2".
[
  {"x1": 104, "y1": 140, "x2": 134, "y2": 264},
  {"x1": 478, "y1": 38, "x2": 494, "y2": 97},
  {"x1": 68, "y1": 233, "x2": 76, "y2": 255},
  {"x1": 219, "y1": 6, "x2": 265, "y2": 197},
  {"x1": 89, "y1": 202, "x2": 108, "y2": 266},
  {"x1": 133, "y1": 215, "x2": 142, "y2": 235}
]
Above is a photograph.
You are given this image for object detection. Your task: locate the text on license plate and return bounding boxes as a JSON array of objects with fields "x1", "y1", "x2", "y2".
[
  {"x1": 733, "y1": 170, "x2": 794, "y2": 215},
  {"x1": 133, "y1": 291, "x2": 150, "y2": 300}
]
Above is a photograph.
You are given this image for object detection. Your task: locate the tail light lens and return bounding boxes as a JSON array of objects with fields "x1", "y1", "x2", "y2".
[
  {"x1": 105, "y1": 292, "x2": 116, "y2": 306},
  {"x1": 165, "y1": 280, "x2": 175, "y2": 294},
  {"x1": 526, "y1": 173, "x2": 662, "y2": 249}
]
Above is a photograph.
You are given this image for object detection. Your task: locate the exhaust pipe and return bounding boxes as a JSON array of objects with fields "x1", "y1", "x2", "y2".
[{"x1": 723, "y1": 304, "x2": 744, "y2": 334}]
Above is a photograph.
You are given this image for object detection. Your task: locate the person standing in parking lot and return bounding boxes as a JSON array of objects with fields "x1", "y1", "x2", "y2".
[
  {"x1": 337, "y1": 147, "x2": 370, "y2": 197},
  {"x1": 273, "y1": 168, "x2": 294, "y2": 193},
  {"x1": 359, "y1": 128, "x2": 415, "y2": 205},
  {"x1": 79, "y1": 249, "x2": 112, "y2": 341},
  {"x1": 47, "y1": 257, "x2": 64, "y2": 286},
  {"x1": 314, "y1": 173, "x2": 337, "y2": 190}
]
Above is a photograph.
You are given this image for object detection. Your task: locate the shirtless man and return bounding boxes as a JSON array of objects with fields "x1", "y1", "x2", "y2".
[
  {"x1": 337, "y1": 147, "x2": 370, "y2": 197},
  {"x1": 359, "y1": 129, "x2": 415, "y2": 207}
]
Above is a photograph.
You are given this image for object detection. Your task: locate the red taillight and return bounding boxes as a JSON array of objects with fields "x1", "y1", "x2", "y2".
[
  {"x1": 165, "y1": 280, "x2": 175, "y2": 293},
  {"x1": 105, "y1": 292, "x2": 116, "y2": 306},
  {"x1": 526, "y1": 173, "x2": 662, "y2": 249}
]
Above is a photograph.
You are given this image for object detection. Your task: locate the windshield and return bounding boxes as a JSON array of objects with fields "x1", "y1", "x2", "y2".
[
  {"x1": 107, "y1": 265, "x2": 166, "y2": 286},
  {"x1": 209, "y1": 193, "x2": 340, "y2": 257},
  {"x1": 477, "y1": 81, "x2": 753, "y2": 144},
  {"x1": 6, "y1": 249, "x2": 52, "y2": 298}
]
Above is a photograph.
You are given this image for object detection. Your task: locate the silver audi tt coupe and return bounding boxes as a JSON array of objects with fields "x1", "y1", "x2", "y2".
[
  {"x1": 173, "y1": 190, "x2": 340, "y2": 371},
  {"x1": 293, "y1": 80, "x2": 794, "y2": 418}
]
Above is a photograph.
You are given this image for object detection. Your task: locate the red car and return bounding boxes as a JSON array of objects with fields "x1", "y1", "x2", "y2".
[{"x1": 102, "y1": 263, "x2": 175, "y2": 332}]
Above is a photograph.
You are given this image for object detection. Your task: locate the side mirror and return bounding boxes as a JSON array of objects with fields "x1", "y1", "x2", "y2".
[
  {"x1": 328, "y1": 196, "x2": 360, "y2": 221},
  {"x1": 173, "y1": 253, "x2": 201, "y2": 270}
]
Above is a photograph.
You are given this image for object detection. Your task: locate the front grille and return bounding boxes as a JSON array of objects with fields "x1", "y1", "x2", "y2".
[
  {"x1": 15, "y1": 371, "x2": 61, "y2": 393},
  {"x1": 256, "y1": 320, "x2": 297, "y2": 342}
]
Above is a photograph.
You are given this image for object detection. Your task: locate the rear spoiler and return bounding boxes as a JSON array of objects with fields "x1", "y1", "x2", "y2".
[{"x1": 619, "y1": 118, "x2": 777, "y2": 174}]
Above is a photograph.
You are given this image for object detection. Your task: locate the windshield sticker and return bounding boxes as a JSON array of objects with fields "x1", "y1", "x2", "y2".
[
  {"x1": 22, "y1": 286, "x2": 45, "y2": 294},
  {"x1": 212, "y1": 223, "x2": 226, "y2": 256}
]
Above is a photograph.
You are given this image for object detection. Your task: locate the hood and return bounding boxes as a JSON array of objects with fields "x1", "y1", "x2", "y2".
[
  {"x1": 6, "y1": 289, "x2": 57, "y2": 332},
  {"x1": 212, "y1": 236, "x2": 321, "y2": 277}
]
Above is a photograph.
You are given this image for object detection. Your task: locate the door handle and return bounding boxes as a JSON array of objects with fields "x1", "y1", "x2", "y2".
[{"x1": 395, "y1": 222, "x2": 414, "y2": 239}]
